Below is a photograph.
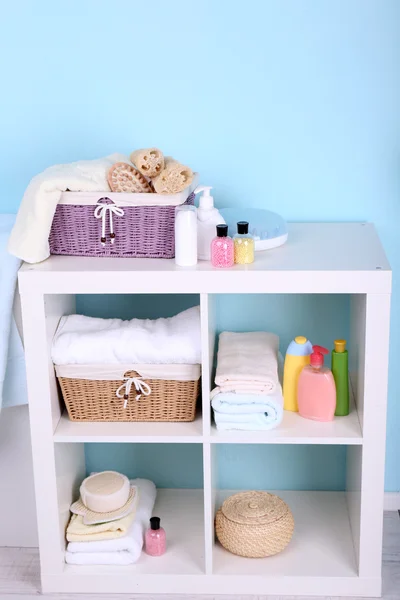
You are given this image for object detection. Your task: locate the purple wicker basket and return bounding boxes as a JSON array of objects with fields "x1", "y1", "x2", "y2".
[{"x1": 49, "y1": 192, "x2": 195, "y2": 259}]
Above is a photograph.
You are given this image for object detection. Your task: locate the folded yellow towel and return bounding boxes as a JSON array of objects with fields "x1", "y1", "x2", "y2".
[{"x1": 66, "y1": 509, "x2": 136, "y2": 542}]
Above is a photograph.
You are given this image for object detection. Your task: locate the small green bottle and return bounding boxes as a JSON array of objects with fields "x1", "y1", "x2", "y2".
[{"x1": 332, "y1": 339, "x2": 349, "y2": 416}]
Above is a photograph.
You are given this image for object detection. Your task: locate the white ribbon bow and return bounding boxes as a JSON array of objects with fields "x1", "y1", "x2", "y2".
[
  {"x1": 116, "y1": 377, "x2": 152, "y2": 409},
  {"x1": 94, "y1": 200, "x2": 124, "y2": 246}
]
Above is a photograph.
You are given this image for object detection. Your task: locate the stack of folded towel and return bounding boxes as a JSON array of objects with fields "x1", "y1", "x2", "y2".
[
  {"x1": 211, "y1": 332, "x2": 283, "y2": 431},
  {"x1": 65, "y1": 472, "x2": 156, "y2": 565},
  {"x1": 52, "y1": 306, "x2": 201, "y2": 366}
]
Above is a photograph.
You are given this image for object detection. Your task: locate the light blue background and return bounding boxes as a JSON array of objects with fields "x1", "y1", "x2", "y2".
[{"x1": 1, "y1": 1, "x2": 399, "y2": 490}]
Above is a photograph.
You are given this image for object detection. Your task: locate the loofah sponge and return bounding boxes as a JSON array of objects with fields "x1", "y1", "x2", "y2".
[
  {"x1": 130, "y1": 148, "x2": 165, "y2": 178},
  {"x1": 153, "y1": 157, "x2": 193, "y2": 195},
  {"x1": 108, "y1": 162, "x2": 152, "y2": 193}
]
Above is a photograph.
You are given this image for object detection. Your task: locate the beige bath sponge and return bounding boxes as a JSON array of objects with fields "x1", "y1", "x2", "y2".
[
  {"x1": 130, "y1": 148, "x2": 165, "y2": 178},
  {"x1": 152, "y1": 157, "x2": 194, "y2": 194},
  {"x1": 108, "y1": 162, "x2": 152, "y2": 193}
]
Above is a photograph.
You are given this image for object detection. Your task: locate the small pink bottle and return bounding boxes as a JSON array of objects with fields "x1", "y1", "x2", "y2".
[
  {"x1": 145, "y1": 517, "x2": 166, "y2": 556},
  {"x1": 297, "y1": 345, "x2": 336, "y2": 421},
  {"x1": 211, "y1": 224, "x2": 234, "y2": 268}
]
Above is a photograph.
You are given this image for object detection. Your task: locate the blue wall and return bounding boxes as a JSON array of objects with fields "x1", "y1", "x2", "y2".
[{"x1": 1, "y1": 1, "x2": 399, "y2": 490}]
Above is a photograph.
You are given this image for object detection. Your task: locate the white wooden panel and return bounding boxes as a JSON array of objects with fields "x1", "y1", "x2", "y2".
[
  {"x1": 358, "y1": 293, "x2": 391, "y2": 579},
  {"x1": 20, "y1": 293, "x2": 65, "y2": 576},
  {"x1": 18, "y1": 224, "x2": 391, "y2": 295},
  {"x1": 54, "y1": 411, "x2": 203, "y2": 442},
  {"x1": 350, "y1": 294, "x2": 366, "y2": 431},
  {"x1": 200, "y1": 293, "x2": 211, "y2": 437},
  {"x1": 346, "y1": 445, "x2": 362, "y2": 572},
  {"x1": 54, "y1": 443, "x2": 85, "y2": 550},
  {"x1": 202, "y1": 443, "x2": 214, "y2": 575},
  {"x1": 44, "y1": 294, "x2": 76, "y2": 432}
]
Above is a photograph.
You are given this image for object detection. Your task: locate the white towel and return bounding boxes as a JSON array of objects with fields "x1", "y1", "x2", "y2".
[
  {"x1": 211, "y1": 391, "x2": 283, "y2": 431},
  {"x1": 65, "y1": 478, "x2": 156, "y2": 566},
  {"x1": 8, "y1": 153, "x2": 130, "y2": 264},
  {"x1": 0, "y1": 215, "x2": 27, "y2": 411},
  {"x1": 52, "y1": 306, "x2": 201, "y2": 366},
  {"x1": 214, "y1": 331, "x2": 280, "y2": 395}
]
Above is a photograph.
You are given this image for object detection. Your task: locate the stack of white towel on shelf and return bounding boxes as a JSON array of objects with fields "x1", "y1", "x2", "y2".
[
  {"x1": 65, "y1": 478, "x2": 156, "y2": 566},
  {"x1": 51, "y1": 306, "x2": 201, "y2": 366},
  {"x1": 211, "y1": 332, "x2": 283, "y2": 431}
]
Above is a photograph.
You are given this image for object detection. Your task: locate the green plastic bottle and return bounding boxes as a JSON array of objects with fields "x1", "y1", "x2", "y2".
[{"x1": 332, "y1": 339, "x2": 349, "y2": 416}]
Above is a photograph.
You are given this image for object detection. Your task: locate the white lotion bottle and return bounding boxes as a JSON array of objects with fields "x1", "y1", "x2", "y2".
[
  {"x1": 175, "y1": 205, "x2": 197, "y2": 266},
  {"x1": 195, "y1": 186, "x2": 225, "y2": 260}
]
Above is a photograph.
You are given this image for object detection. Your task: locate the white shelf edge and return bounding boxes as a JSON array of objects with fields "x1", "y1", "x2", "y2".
[
  {"x1": 53, "y1": 411, "x2": 362, "y2": 445},
  {"x1": 53, "y1": 411, "x2": 204, "y2": 443}
]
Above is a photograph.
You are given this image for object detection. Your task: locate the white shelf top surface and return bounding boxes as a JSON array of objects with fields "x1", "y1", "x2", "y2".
[
  {"x1": 54, "y1": 406, "x2": 361, "y2": 444},
  {"x1": 61, "y1": 490, "x2": 356, "y2": 582},
  {"x1": 54, "y1": 411, "x2": 203, "y2": 442},
  {"x1": 19, "y1": 223, "x2": 391, "y2": 294},
  {"x1": 65, "y1": 489, "x2": 204, "y2": 576},
  {"x1": 210, "y1": 403, "x2": 362, "y2": 444}
]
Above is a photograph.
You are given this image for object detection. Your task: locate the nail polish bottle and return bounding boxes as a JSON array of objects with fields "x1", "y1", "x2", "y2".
[{"x1": 145, "y1": 516, "x2": 166, "y2": 556}]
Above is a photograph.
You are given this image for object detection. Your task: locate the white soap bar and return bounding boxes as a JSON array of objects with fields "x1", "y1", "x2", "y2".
[{"x1": 80, "y1": 471, "x2": 130, "y2": 513}]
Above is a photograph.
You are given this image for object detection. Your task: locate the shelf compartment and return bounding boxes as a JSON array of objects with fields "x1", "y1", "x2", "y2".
[
  {"x1": 64, "y1": 489, "x2": 204, "y2": 575},
  {"x1": 210, "y1": 404, "x2": 362, "y2": 445},
  {"x1": 213, "y1": 490, "x2": 357, "y2": 578},
  {"x1": 54, "y1": 411, "x2": 203, "y2": 443}
]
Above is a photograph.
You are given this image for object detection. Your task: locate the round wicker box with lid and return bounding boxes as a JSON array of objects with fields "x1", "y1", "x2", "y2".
[{"x1": 215, "y1": 491, "x2": 294, "y2": 558}]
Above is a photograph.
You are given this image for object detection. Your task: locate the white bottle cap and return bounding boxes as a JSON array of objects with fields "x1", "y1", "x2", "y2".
[{"x1": 195, "y1": 185, "x2": 214, "y2": 210}]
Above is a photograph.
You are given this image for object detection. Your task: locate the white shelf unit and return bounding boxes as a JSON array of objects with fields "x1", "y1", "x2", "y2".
[{"x1": 19, "y1": 223, "x2": 391, "y2": 597}]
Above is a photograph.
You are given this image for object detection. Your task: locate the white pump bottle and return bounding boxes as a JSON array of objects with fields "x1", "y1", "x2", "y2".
[{"x1": 195, "y1": 185, "x2": 226, "y2": 261}]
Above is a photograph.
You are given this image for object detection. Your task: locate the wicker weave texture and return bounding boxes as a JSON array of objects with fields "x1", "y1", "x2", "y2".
[
  {"x1": 49, "y1": 193, "x2": 194, "y2": 258},
  {"x1": 215, "y1": 491, "x2": 294, "y2": 558},
  {"x1": 58, "y1": 370, "x2": 200, "y2": 422}
]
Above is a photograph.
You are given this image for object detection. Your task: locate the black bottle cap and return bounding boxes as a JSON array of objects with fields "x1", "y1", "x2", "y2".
[
  {"x1": 237, "y1": 221, "x2": 249, "y2": 234},
  {"x1": 150, "y1": 516, "x2": 161, "y2": 530},
  {"x1": 216, "y1": 224, "x2": 228, "y2": 237}
]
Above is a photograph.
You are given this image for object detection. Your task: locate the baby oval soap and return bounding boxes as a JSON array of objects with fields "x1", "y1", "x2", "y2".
[{"x1": 215, "y1": 491, "x2": 294, "y2": 558}]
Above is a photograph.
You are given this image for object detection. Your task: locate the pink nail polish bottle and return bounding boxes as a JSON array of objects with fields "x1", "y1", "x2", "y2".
[{"x1": 145, "y1": 517, "x2": 166, "y2": 556}]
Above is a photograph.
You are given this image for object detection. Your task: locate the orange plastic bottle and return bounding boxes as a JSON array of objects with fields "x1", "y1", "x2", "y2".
[{"x1": 297, "y1": 345, "x2": 336, "y2": 422}]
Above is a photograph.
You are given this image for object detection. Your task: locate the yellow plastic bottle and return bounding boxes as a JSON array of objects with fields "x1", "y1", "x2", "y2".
[{"x1": 283, "y1": 336, "x2": 313, "y2": 412}]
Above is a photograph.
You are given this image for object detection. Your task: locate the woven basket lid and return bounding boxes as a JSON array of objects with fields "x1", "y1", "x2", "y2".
[{"x1": 221, "y1": 491, "x2": 289, "y2": 526}]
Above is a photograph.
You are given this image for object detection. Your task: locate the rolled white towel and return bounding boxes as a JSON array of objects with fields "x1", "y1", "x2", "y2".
[{"x1": 65, "y1": 478, "x2": 156, "y2": 566}]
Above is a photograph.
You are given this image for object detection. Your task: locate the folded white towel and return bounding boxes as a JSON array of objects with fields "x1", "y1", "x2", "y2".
[
  {"x1": 52, "y1": 306, "x2": 201, "y2": 366},
  {"x1": 214, "y1": 331, "x2": 280, "y2": 395},
  {"x1": 212, "y1": 391, "x2": 283, "y2": 431},
  {"x1": 8, "y1": 153, "x2": 130, "y2": 264},
  {"x1": 65, "y1": 478, "x2": 156, "y2": 566}
]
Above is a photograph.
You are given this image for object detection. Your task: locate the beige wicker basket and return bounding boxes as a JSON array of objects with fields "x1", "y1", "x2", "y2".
[
  {"x1": 215, "y1": 491, "x2": 294, "y2": 558},
  {"x1": 55, "y1": 364, "x2": 200, "y2": 422}
]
